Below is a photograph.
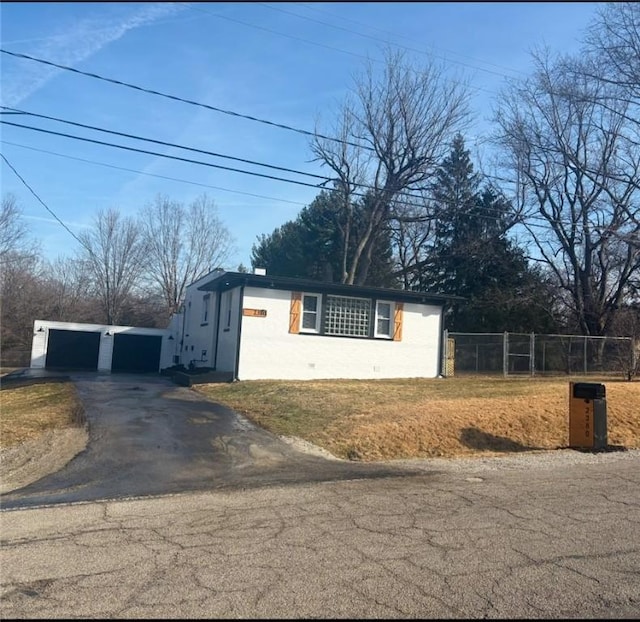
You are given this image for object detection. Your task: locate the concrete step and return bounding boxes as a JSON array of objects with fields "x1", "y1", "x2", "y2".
[{"x1": 171, "y1": 370, "x2": 234, "y2": 387}]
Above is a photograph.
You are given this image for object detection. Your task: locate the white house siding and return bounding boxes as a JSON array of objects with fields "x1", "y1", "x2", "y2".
[
  {"x1": 215, "y1": 287, "x2": 241, "y2": 373},
  {"x1": 237, "y1": 287, "x2": 442, "y2": 380},
  {"x1": 181, "y1": 289, "x2": 219, "y2": 369},
  {"x1": 30, "y1": 320, "x2": 171, "y2": 371},
  {"x1": 29, "y1": 329, "x2": 48, "y2": 368},
  {"x1": 177, "y1": 270, "x2": 227, "y2": 369},
  {"x1": 164, "y1": 312, "x2": 183, "y2": 366}
]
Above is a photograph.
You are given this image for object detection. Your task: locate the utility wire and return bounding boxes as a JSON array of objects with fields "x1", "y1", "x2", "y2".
[
  {"x1": 1, "y1": 118, "x2": 530, "y2": 222},
  {"x1": 4, "y1": 110, "x2": 604, "y2": 232},
  {"x1": 296, "y1": 2, "x2": 527, "y2": 78},
  {"x1": 0, "y1": 105, "x2": 328, "y2": 182},
  {"x1": 5, "y1": 132, "x2": 614, "y2": 239},
  {"x1": 258, "y1": 2, "x2": 522, "y2": 79},
  {"x1": 2, "y1": 120, "x2": 614, "y2": 231},
  {"x1": 0, "y1": 49, "x2": 505, "y2": 200},
  {"x1": 0, "y1": 48, "x2": 370, "y2": 151},
  {"x1": 190, "y1": 4, "x2": 497, "y2": 97},
  {"x1": 0, "y1": 152, "x2": 91, "y2": 250},
  {"x1": 0, "y1": 119, "x2": 331, "y2": 191},
  {"x1": 0, "y1": 111, "x2": 488, "y2": 206},
  {"x1": 0, "y1": 126, "x2": 557, "y2": 232},
  {"x1": 1, "y1": 140, "x2": 309, "y2": 206}
]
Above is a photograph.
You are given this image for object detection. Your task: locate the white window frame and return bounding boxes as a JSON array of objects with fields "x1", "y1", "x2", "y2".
[
  {"x1": 201, "y1": 294, "x2": 210, "y2": 325},
  {"x1": 300, "y1": 293, "x2": 322, "y2": 334},
  {"x1": 374, "y1": 300, "x2": 394, "y2": 339},
  {"x1": 222, "y1": 290, "x2": 233, "y2": 331}
]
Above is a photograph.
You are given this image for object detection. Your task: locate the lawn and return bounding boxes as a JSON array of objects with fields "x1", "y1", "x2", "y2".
[
  {"x1": 195, "y1": 376, "x2": 640, "y2": 461},
  {"x1": 1, "y1": 374, "x2": 637, "y2": 463},
  {"x1": 0, "y1": 378, "x2": 85, "y2": 448}
]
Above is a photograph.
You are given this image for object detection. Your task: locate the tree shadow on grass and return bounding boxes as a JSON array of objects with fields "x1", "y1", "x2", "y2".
[{"x1": 460, "y1": 427, "x2": 546, "y2": 453}]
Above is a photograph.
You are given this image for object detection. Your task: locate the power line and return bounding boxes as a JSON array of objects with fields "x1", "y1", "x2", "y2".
[
  {"x1": 1, "y1": 120, "x2": 571, "y2": 230},
  {"x1": 0, "y1": 47, "x2": 497, "y2": 200},
  {"x1": 0, "y1": 119, "x2": 331, "y2": 191},
  {"x1": 296, "y1": 2, "x2": 527, "y2": 78},
  {"x1": 0, "y1": 111, "x2": 474, "y2": 205},
  {"x1": 0, "y1": 48, "x2": 369, "y2": 151},
  {"x1": 258, "y1": 2, "x2": 522, "y2": 80},
  {"x1": 2, "y1": 133, "x2": 600, "y2": 237},
  {"x1": 2, "y1": 113, "x2": 613, "y2": 232},
  {"x1": 0, "y1": 140, "x2": 309, "y2": 206},
  {"x1": 0, "y1": 152, "x2": 90, "y2": 250},
  {"x1": 0, "y1": 105, "x2": 329, "y2": 183},
  {"x1": 190, "y1": 4, "x2": 498, "y2": 97}
]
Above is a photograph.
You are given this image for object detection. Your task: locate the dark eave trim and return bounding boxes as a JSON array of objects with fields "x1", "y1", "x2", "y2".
[{"x1": 197, "y1": 271, "x2": 464, "y2": 305}]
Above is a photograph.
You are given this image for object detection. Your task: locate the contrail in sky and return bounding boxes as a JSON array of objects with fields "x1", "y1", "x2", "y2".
[{"x1": 1, "y1": 2, "x2": 190, "y2": 106}]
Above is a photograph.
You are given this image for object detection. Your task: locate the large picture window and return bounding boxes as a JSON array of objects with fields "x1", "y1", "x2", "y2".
[
  {"x1": 324, "y1": 295, "x2": 371, "y2": 337},
  {"x1": 292, "y1": 291, "x2": 401, "y2": 340}
]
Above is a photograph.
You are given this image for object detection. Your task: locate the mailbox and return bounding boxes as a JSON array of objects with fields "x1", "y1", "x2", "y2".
[{"x1": 569, "y1": 382, "x2": 607, "y2": 450}]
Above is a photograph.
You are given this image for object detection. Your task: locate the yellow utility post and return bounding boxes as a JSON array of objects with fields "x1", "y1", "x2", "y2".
[{"x1": 569, "y1": 382, "x2": 607, "y2": 450}]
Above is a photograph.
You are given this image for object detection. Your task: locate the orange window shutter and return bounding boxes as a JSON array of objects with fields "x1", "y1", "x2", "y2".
[
  {"x1": 393, "y1": 303, "x2": 404, "y2": 341},
  {"x1": 289, "y1": 292, "x2": 302, "y2": 334}
]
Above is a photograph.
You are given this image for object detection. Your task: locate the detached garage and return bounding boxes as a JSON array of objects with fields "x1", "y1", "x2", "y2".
[{"x1": 30, "y1": 320, "x2": 172, "y2": 373}]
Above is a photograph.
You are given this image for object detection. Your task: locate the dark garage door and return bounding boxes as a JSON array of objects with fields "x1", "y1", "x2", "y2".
[
  {"x1": 45, "y1": 329, "x2": 101, "y2": 370},
  {"x1": 111, "y1": 333, "x2": 162, "y2": 373}
]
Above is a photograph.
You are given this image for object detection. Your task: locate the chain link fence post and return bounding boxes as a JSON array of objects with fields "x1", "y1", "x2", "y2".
[{"x1": 503, "y1": 332, "x2": 509, "y2": 377}]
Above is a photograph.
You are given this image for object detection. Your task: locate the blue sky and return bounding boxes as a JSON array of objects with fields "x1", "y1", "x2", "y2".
[{"x1": 1, "y1": 2, "x2": 599, "y2": 269}]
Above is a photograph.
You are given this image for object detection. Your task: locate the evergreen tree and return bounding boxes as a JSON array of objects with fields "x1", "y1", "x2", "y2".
[
  {"x1": 251, "y1": 191, "x2": 397, "y2": 287},
  {"x1": 420, "y1": 134, "x2": 558, "y2": 332}
]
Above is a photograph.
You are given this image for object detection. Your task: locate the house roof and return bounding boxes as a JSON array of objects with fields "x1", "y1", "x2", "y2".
[{"x1": 197, "y1": 271, "x2": 464, "y2": 305}]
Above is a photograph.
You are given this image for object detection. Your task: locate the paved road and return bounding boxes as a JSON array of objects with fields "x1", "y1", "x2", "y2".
[
  {"x1": 2, "y1": 451, "x2": 639, "y2": 618},
  {"x1": 1, "y1": 373, "x2": 423, "y2": 510}
]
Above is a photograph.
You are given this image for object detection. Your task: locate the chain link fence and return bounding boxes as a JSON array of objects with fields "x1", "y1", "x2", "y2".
[{"x1": 443, "y1": 332, "x2": 637, "y2": 378}]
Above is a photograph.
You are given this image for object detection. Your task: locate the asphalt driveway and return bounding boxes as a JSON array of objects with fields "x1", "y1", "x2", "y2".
[{"x1": 1, "y1": 373, "x2": 423, "y2": 509}]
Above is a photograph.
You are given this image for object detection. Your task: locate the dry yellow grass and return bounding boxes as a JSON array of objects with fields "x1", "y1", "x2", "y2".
[
  {"x1": 196, "y1": 376, "x2": 640, "y2": 461},
  {"x1": 1, "y1": 375, "x2": 637, "y2": 463},
  {"x1": 0, "y1": 379, "x2": 85, "y2": 448}
]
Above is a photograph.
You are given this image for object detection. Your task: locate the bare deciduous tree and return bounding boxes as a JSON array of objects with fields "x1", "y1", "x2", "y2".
[
  {"x1": 0, "y1": 252, "x2": 48, "y2": 365},
  {"x1": 494, "y1": 50, "x2": 640, "y2": 337},
  {"x1": 43, "y1": 256, "x2": 95, "y2": 322},
  {"x1": 77, "y1": 208, "x2": 148, "y2": 325},
  {"x1": 584, "y1": 2, "x2": 640, "y2": 111},
  {"x1": 312, "y1": 48, "x2": 470, "y2": 285},
  {"x1": 0, "y1": 193, "x2": 29, "y2": 261},
  {"x1": 139, "y1": 193, "x2": 234, "y2": 316},
  {"x1": 387, "y1": 195, "x2": 436, "y2": 290}
]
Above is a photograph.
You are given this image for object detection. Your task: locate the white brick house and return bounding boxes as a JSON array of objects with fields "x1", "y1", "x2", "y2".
[{"x1": 166, "y1": 269, "x2": 454, "y2": 381}]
